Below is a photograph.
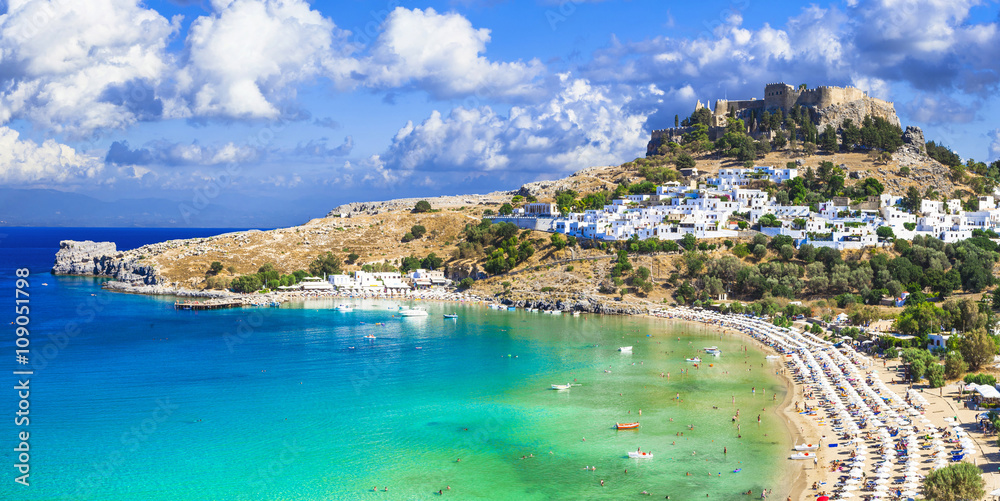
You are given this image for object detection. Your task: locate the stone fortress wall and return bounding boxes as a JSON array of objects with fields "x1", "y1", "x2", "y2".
[{"x1": 647, "y1": 82, "x2": 900, "y2": 156}]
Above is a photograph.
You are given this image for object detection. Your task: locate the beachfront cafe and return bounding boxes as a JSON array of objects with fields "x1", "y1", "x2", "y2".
[{"x1": 964, "y1": 383, "x2": 1000, "y2": 410}]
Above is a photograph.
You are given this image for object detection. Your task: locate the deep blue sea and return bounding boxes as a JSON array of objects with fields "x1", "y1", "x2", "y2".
[{"x1": 0, "y1": 228, "x2": 790, "y2": 500}]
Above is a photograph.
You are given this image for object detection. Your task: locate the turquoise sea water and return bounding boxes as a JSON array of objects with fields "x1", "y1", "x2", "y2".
[{"x1": 0, "y1": 229, "x2": 791, "y2": 500}]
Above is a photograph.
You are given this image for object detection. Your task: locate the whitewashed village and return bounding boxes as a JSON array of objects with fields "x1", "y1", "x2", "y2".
[{"x1": 502, "y1": 164, "x2": 1000, "y2": 249}]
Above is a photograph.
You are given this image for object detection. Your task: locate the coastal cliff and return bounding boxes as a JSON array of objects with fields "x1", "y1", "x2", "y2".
[{"x1": 52, "y1": 240, "x2": 163, "y2": 285}]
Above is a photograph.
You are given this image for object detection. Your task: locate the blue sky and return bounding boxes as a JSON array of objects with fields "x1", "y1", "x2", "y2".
[{"x1": 1, "y1": 0, "x2": 999, "y2": 225}]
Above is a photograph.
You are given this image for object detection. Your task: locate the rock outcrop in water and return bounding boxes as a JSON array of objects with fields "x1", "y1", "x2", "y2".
[
  {"x1": 52, "y1": 240, "x2": 163, "y2": 285},
  {"x1": 503, "y1": 297, "x2": 645, "y2": 316}
]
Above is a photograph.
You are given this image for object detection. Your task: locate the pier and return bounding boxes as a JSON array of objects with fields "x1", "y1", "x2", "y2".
[{"x1": 174, "y1": 299, "x2": 243, "y2": 310}]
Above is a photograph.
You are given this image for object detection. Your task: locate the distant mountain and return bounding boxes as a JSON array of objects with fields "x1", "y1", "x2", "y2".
[{"x1": 0, "y1": 188, "x2": 325, "y2": 227}]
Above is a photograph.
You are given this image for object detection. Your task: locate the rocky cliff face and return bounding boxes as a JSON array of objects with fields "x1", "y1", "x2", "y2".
[
  {"x1": 52, "y1": 240, "x2": 163, "y2": 285},
  {"x1": 815, "y1": 98, "x2": 901, "y2": 129}
]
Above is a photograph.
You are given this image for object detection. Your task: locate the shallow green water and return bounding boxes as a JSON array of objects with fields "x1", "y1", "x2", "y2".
[{"x1": 8, "y1": 292, "x2": 790, "y2": 500}]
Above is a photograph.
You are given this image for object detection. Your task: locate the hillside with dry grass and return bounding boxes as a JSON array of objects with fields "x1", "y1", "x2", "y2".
[{"x1": 127, "y1": 137, "x2": 993, "y2": 319}]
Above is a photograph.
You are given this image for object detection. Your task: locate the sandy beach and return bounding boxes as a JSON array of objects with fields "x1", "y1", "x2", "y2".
[{"x1": 658, "y1": 307, "x2": 994, "y2": 501}]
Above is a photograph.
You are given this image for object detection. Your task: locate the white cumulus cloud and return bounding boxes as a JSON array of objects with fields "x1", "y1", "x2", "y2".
[
  {"x1": 0, "y1": 126, "x2": 103, "y2": 184},
  {"x1": 175, "y1": 0, "x2": 358, "y2": 119},
  {"x1": 0, "y1": 0, "x2": 179, "y2": 136},
  {"x1": 368, "y1": 75, "x2": 652, "y2": 185},
  {"x1": 362, "y1": 7, "x2": 546, "y2": 100}
]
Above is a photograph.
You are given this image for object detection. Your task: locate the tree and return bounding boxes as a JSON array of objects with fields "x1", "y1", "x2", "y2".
[
  {"x1": 944, "y1": 351, "x2": 967, "y2": 379},
  {"x1": 752, "y1": 244, "x2": 767, "y2": 260},
  {"x1": 861, "y1": 177, "x2": 885, "y2": 196},
  {"x1": 876, "y1": 226, "x2": 895, "y2": 241},
  {"x1": 922, "y1": 462, "x2": 985, "y2": 501},
  {"x1": 421, "y1": 253, "x2": 444, "y2": 270},
  {"x1": 347, "y1": 253, "x2": 360, "y2": 264},
  {"x1": 674, "y1": 114, "x2": 679, "y2": 128},
  {"x1": 410, "y1": 225, "x2": 427, "y2": 239},
  {"x1": 308, "y1": 252, "x2": 342, "y2": 276},
  {"x1": 960, "y1": 328, "x2": 998, "y2": 370},
  {"x1": 675, "y1": 153, "x2": 696, "y2": 170},
  {"x1": 498, "y1": 203, "x2": 513, "y2": 216},
  {"x1": 819, "y1": 124, "x2": 838, "y2": 153},
  {"x1": 926, "y1": 363, "x2": 946, "y2": 388},
  {"x1": 550, "y1": 233, "x2": 567, "y2": 250},
  {"x1": 802, "y1": 142, "x2": 817, "y2": 157},
  {"x1": 414, "y1": 200, "x2": 431, "y2": 213},
  {"x1": 458, "y1": 277, "x2": 474, "y2": 290},
  {"x1": 635, "y1": 266, "x2": 651, "y2": 281},
  {"x1": 209, "y1": 261, "x2": 224, "y2": 275},
  {"x1": 779, "y1": 244, "x2": 794, "y2": 261},
  {"x1": 680, "y1": 233, "x2": 697, "y2": 251}
]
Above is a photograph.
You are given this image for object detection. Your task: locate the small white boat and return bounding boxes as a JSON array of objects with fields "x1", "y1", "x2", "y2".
[
  {"x1": 619, "y1": 346, "x2": 633, "y2": 352},
  {"x1": 705, "y1": 348, "x2": 721, "y2": 356},
  {"x1": 794, "y1": 444, "x2": 819, "y2": 451},
  {"x1": 400, "y1": 307, "x2": 428, "y2": 317},
  {"x1": 628, "y1": 451, "x2": 653, "y2": 459},
  {"x1": 551, "y1": 383, "x2": 572, "y2": 390},
  {"x1": 364, "y1": 334, "x2": 376, "y2": 340},
  {"x1": 790, "y1": 452, "x2": 815, "y2": 460},
  {"x1": 685, "y1": 357, "x2": 702, "y2": 363},
  {"x1": 335, "y1": 304, "x2": 354, "y2": 312},
  {"x1": 765, "y1": 355, "x2": 781, "y2": 360},
  {"x1": 571, "y1": 311, "x2": 580, "y2": 316},
  {"x1": 444, "y1": 314, "x2": 458, "y2": 319}
]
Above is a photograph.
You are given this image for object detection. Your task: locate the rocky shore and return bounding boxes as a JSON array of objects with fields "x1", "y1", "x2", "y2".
[
  {"x1": 51, "y1": 239, "x2": 647, "y2": 316},
  {"x1": 52, "y1": 240, "x2": 163, "y2": 285}
]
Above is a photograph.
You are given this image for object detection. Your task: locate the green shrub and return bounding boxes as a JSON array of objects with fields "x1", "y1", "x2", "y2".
[{"x1": 964, "y1": 373, "x2": 997, "y2": 386}]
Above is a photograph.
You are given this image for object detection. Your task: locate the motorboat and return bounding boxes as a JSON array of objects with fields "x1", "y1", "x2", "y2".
[
  {"x1": 705, "y1": 348, "x2": 721, "y2": 356},
  {"x1": 571, "y1": 311, "x2": 580, "y2": 316},
  {"x1": 685, "y1": 357, "x2": 702, "y2": 363},
  {"x1": 399, "y1": 307, "x2": 429, "y2": 317},
  {"x1": 551, "y1": 383, "x2": 572, "y2": 390},
  {"x1": 444, "y1": 314, "x2": 458, "y2": 319},
  {"x1": 364, "y1": 334, "x2": 376, "y2": 340},
  {"x1": 616, "y1": 422, "x2": 640, "y2": 430},
  {"x1": 790, "y1": 452, "x2": 815, "y2": 460},
  {"x1": 794, "y1": 444, "x2": 819, "y2": 451},
  {"x1": 619, "y1": 346, "x2": 633, "y2": 352},
  {"x1": 628, "y1": 451, "x2": 653, "y2": 459},
  {"x1": 335, "y1": 304, "x2": 354, "y2": 312}
]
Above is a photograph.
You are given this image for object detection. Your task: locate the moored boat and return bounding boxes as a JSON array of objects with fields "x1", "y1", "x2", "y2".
[
  {"x1": 685, "y1": 357, "x2": 702, "y2": 363},
  {"x1": 444, "y1": 313, "x2": 458, "y2": 319},
  {"x1": 790, "y1": 452, "x2": 815, "y2": 460},
  {"x1": 616, "y1": 422, "x2": 640, "y2": 430},
  {"x1": 619, "y1": 346, "x2": 632, "y2": 352},
  {"x1": 335, "y1": 304, "x2": 354, "y2": 312},
  {"x1": 794, "y1": 443, "x2": 819, "y2": 451},
  {"x1": 551, "y1": 383, "x2": 572, "y2": 390},
  {"x1": 399, "y1": 307, "x2": 429, "y2": 317},
  {"x1": 627, "y1": 451, "x2": 653, "y2": 459}
]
